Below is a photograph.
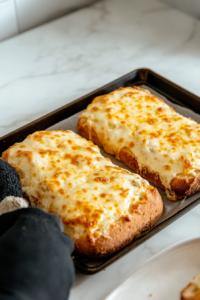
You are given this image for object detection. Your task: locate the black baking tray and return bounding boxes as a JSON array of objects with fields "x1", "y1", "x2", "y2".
[{"x1": 1, "y1": 68, "x2": 200, "y2": 274}]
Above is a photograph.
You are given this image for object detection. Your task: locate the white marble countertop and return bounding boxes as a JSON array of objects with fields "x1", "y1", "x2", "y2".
[{"x1": 1, "y1": 0, "x2": 200, "y2": 299}]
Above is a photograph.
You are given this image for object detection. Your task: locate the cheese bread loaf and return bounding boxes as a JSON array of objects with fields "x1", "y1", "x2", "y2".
[
  {"x1": 2, "y1": 130, "x2": 163, "y2": 258},
  {"x1": 78, "y1": 86, "x2": 200, "y2": 200}
]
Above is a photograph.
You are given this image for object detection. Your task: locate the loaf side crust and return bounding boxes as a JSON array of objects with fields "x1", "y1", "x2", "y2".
[{"x1": 24, "y1": 188, "x2": 163, "y2": 258}]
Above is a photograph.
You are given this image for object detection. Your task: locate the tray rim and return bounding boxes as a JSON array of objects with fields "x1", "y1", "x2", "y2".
[{"x1": 1, "y1": 68, "x2": 200, "y2": 274}]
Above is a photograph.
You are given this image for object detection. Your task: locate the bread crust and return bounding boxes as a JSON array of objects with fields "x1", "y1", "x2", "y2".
[
  {"x1": 24, "y1": 188, "x2": 162, "y2": 258},
  {"x1": 181, "y1": 282, "x2": 200, "y2": 300},
  {"x1": 77, "y1": 117, "x2": 200, "y2": 200}
]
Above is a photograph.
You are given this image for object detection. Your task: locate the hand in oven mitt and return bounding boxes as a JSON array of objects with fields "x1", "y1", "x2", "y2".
[
  {"x1": 0, "y1": 159, "x2": 28, "y2": 213},
  {"x1": 0, "y1": 159, "x2": 75, "y2": 300}
]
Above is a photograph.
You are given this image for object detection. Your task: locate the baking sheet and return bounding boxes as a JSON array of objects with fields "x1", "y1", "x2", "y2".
[{"x1": 47, "y1": 85, "x2": 200, "y2": 227}]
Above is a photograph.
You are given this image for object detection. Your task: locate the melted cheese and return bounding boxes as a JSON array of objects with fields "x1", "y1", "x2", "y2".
[
  {"x1": 80, "y1": 87, "x2": 200, "y2": 197},
  {"x1": 3, "y1": 130, "x2": 150, "y2": 241}
]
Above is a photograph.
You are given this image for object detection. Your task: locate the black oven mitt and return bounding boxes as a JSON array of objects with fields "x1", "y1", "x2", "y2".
[
  {"x1": 0, "y1": 159, "x2": 75, "y2": 300},
  {"x1": 0, "y1": 159, "x2": 23, "y2": 201},
  {"x1": 0, "y1": 208, "x2": 75, "y2": 300}
]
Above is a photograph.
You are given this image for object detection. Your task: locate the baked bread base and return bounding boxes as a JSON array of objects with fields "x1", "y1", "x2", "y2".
[
  {"x1": 77, "y1": 117, "x2": 200, "y2": 200},
  {"x1": 24, "y1": 188, "x2": 162, "y2": 259}
]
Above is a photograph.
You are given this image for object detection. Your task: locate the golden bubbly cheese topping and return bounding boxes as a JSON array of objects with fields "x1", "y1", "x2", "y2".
[
  {"x1": 80, "y1": 87, "x2": 200, "y2": 197},
  {"x1": 2, "y1": 130, "x2": 151, "y2": 242}
]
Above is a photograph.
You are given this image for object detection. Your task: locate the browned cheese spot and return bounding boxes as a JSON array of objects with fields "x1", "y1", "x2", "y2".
[
  {"x1": 86, "y1": 147, "x2": 96, "y2": 153},
  {"x1": 129, "y1": 142, "x2": 135, "y2": 148},
  {"x1": 93, "y1": 231, "x2": 100, "y2": 238},
  {"x1": 87, "y1": 234, "x2": 95, "y2": 245},
  {"x1": 118, "y1": 138, "x2": 124, "y2": 143},
  {"x1": 59, "y1": 189, "x2": 66, "y2": 195},
  {"x1": 72, "y1": 145, "x2": 81, "y2": 150},
  {"x1": 16, "y1": 151, "x2": 33, "y2": 163},
  {"x1": 100, "y1": 193, "x2": 107, "y2": 198},
  {"x1": 107, "y1": 113, "x2": 112, "y2": 119},
  {"x1": 39, "y1": 150, "x2": 58, "y2": 156},
  {"x1": 139, "y1": 129, "x2": 147, "y2": 135},
  {"x1": 93, "y1": 95, "x2": 108, "y2": 104},
  {"x1": 164, "y1": 165, "x2": 171, "y2": 171},
  {"x1": 91, "y1": 106, "x2": 100, "y2": 111},
  {"x1": 147, "y1": 118, "x2": 156, "y2": 125},
  {"x1": 93, "y1": 177, "x2": 110, "y2": 184},
  {"x1": 180, "y1": 155, "x2": 192, "y2": 174},
  {"x1": 63, "y1": 208, "x2": 104, "y2": 230},
  {"x1": 157, "y1": 107, "x2": 165, "y2": 113},
  {"x1": 130, "y1": 203, "x2": 143, "y2": 215},
  {"x1": 121, "y1": 215, "x2": 131, "y2": 222},
  {"x1": 119, "y1": 188, "x2": 130, "y2": 198},
  {"x1": 96, "y1": 157, "x2": 102, "y2": 161}
]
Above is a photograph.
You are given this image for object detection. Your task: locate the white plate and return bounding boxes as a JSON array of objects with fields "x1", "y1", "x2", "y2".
[{"x1": 104, "y1": 237, "x2": 200, "y2": 300}]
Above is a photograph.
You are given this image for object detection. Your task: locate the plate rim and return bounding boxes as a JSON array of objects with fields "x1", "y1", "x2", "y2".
[{"x1": 104, "y1": 236, "x2": 200, "y2": 300}]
